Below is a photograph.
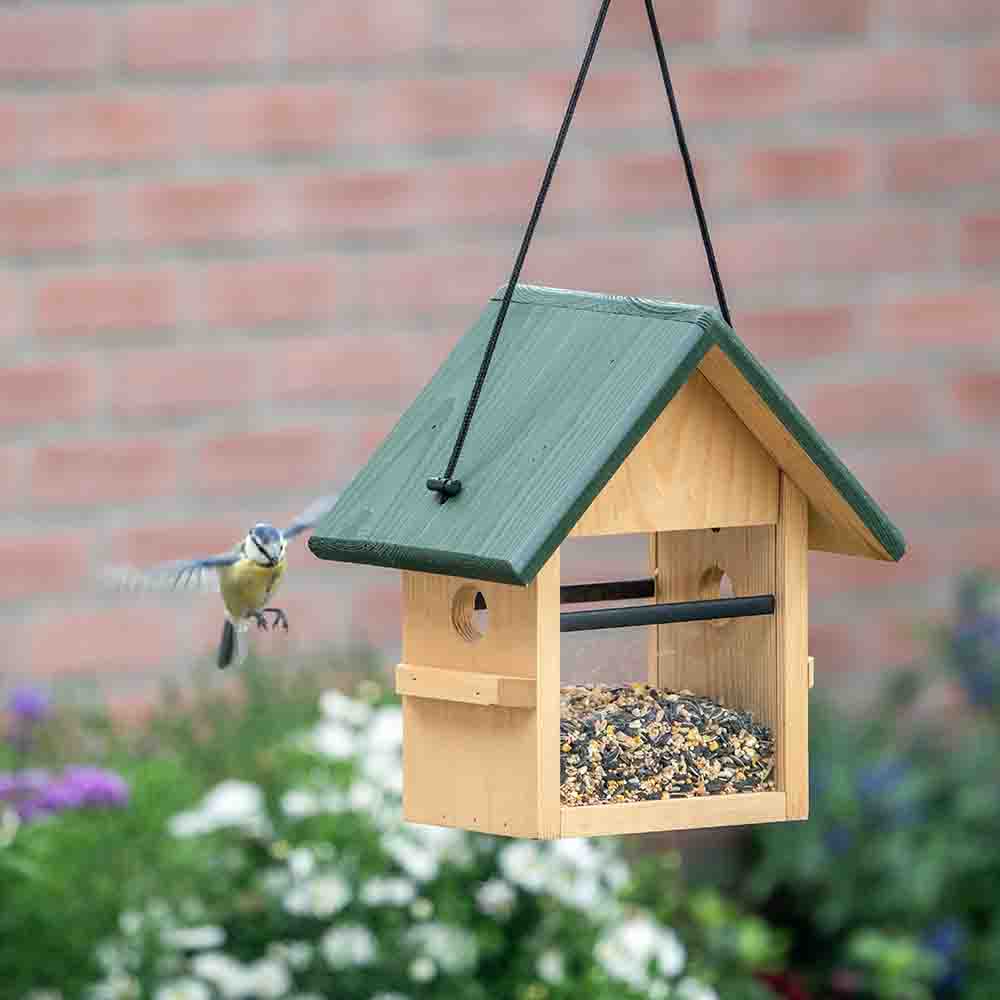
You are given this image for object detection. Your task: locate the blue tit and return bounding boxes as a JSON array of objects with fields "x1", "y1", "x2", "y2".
[{"x1": 106, "y1": 495, "x2": 339, "y2": 669}]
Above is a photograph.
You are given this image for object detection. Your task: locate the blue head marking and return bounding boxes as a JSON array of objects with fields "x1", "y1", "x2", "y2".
[{"x1": 252, "y1": 523, "x2": 281, "y2": 545}]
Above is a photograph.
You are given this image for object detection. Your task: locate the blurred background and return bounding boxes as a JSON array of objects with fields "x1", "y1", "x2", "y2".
[
  {"x1": 1, "y1": 2, "x2": 1000, "y2": 998},
  {"x1": 2, "y1": 0, "x2": 998, "y2": 706}
]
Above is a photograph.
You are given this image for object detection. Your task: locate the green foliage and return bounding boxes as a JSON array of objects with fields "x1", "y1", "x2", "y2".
[{"x1": 738, "y1": 570, "x2": 1000, "y2": 999}]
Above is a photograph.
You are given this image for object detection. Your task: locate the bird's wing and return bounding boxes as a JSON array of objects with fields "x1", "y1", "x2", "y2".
[
  {"x1": 100, "y1": 553, "x2": 240, "y2": 594},
  {"x1": 283, "y1": 494, "x2": 340, "y2": 540}
]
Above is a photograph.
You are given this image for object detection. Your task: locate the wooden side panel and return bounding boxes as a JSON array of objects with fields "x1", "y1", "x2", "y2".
[
  {"x1": 777, "y1": 474, "x2": 810, "y2": 820},
  {"x1": 652, "y1": 526, "x2": 778, "y2": 733},
  {"x1": 400, "y1": 554, "x2": 560, "y2": 839},
  {"x1": 698, "y1": 346, "x2": 893, "y2": 561},
  {"x1": 570, "y1": 372, "x2": 779, "y2": 538},
  {"x1": 561, "y1": 791, "x2": 787, "y2": 837}
]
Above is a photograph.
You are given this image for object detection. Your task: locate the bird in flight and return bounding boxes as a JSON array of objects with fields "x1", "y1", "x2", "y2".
[{"x1": 105, "y1": 495, "x2": 339, "y2": 669}]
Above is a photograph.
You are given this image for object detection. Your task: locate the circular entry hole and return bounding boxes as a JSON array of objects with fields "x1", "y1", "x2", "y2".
[
  {"x1": 699, "y1": 566, "x2": 736, "y2": 627},
  {"x1": 452, "y1": 587, "x2": 489, "y2": 642}
]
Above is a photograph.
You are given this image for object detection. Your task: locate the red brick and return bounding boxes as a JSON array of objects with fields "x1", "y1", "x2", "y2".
[
  {"x1": 195, "y1": 258, "x2": 338, "y2": 329},
  {"x1": 812, "y1": 216, "x2": 941, "y2": 276},
  {"x1": 888, "y1": 133, "x2": 1000, "y2": 193},
  {"x1": 952, "y1": 372, "x2": 1000, "y2": 423},
  {"x1": 291, "y1": 170, "x2": 429, "y2": 234},
  {"x1": 267, "y1": 334, "x2": 454, "y2": 403},
  {"x1": 674, "y1": 62, "x2": 806, "y2": 124},
  {"x1": 351, "y1": 582, "x2": 402, "y2": 648},
  {"x1": 708, "y1": 220, "x2": 812, "y2": 288},
  {"x1": 0, "y1": 187, "x2": 98, "y2": 255},
  {"x1": 587, "y1": 153, "x2": 706, "y2": 217},
  {"x1": 738, "y1": 306, "x2": 858, "y2": 362},
  {"x1": 515, "y1": 70, "x2": 659, "y2": 133},
  {"x1": 110, "y1": 515, "x2": 251, "y2": 567},
  {"x1": 805, "y1": 379, "x2": 929, "y2": 438},
  {"x1": 810, "y1": 542, "x2": 937, "y2": 599},
  {"x1": 34, "y1": 270, "x2": 178, "y2": 338},
  {"x1": 0, "y1": 361, "x2": 96, "y2": 428},
  {"x1": 603, "y1": 0, "x2": 717, "y2": 47},
  {"x1": 443, "y1": 0, "x2": 578, "y2": 52},
  {"x1": 0, "y1": 535, "x2": 89, "y2": 601},
  {"x1": 0, "y1": 8, "x2": 105, "y2": 82},
  {"x1": 121, "y1": 179, "x2": 284, "y2": 247},
  {"x1": 288, "y1": 0, "x2": 432, "y2": 66},
  {"x1": 894, "y1": 0, "x2": 1000, "y2": 33},
  {"x1": 124, "y1": 2, "x2": 273, "y2": 74},
  {"x1": 750, "y1": 0, "x2": 871, "y2": 38},
  {"x1": 0, "y1": 446, "x2": 23, "y2": 509},
  {"x1": 35, "y1": 94, "x2": 184, "y2": 165},
  {"x1": 809, "y1": 49, "x2": 948, "y2": 114},
  {"x1": 961, "y1": 213, "x2": 1000, "y2": 269},
  {"x1": 869, "y1": 452, "x2": 996, "y2": 510},
  {"x1": 971, "y1": 45, "x2": 1000, "y2": 105},
  {"x1": 878, "y1": 288, "x2": 1000, "y2": 346},
  {"x1": 194, "y1": 84, "x2": 348, "y2": 155},
  {"x1": 30, "y1": 438, "x2": 179, "y2": 508},
  {"x1": 736, "y1": 144, "x2": 870, "y2": 202},
  {"x1": 193, "y1": 427, "x2": 344, "y2": 496},
  {"x1": 20, "y1": 605, "x2": 180, "y2": 676},
  {"x1": 0, "y1": 103, "x2": 23, "y2": 170},
  {"x1": 110, "y1": 348, "x2": 256, "y2": 419},
  {"x1": 0, "y1": 271, "x2": 22, "y2": 339}
]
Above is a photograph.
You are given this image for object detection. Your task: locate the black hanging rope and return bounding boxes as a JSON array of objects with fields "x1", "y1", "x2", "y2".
[{"x1": 428, "y1": 0, "x2": 731, "y2": 503}]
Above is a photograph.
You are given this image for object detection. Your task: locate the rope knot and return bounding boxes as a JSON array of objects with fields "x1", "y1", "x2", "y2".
[{"x1": 426, "y1": 477, "x2": 462, "y2": 503}]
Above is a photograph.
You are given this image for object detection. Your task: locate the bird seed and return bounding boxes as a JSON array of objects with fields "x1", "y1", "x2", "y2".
[{"x1": 559, "y1": 683, "x2": 775, "y2": 806}]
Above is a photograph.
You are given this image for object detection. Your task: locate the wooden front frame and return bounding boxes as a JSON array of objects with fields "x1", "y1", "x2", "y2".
[{"x1": 395, "y1": 471, "x2": 809, "y2": 839}]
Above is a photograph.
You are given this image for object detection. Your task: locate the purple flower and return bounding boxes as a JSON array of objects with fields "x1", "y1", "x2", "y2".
[
  {"x1": 63, "y1": 766, "x2": 130, "y2": 807},
  {"x1": 7, "y1": 766, "x2": 129, "y2": 822},
  {"x1": 8, "y1": 687, "x2": 51, "y2": 724}
]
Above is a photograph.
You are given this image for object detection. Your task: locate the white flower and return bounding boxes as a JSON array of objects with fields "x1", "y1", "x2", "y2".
[
  {"x1": 595, "y1": 916, "x2": 686, "y2": 990},
  {"x1": 408, "y1": 957, "x2": 436, "y2": 983},
  {"x1": 319, "y1": 689, "x2": 372, "y2": 726},
  {"x1": 366, "y1": 706, "x2": 403, "y2": 751},
  {"x1": 281, "y1": 789, "x2": 321, "y2": 819},
  {"x1": 268, "y1": 940, "x2": 313, "y2": 970},
  {"x1": 169, "y1": 781, "x2": 268, "y2": 838},
  {"x1": 498, "y1": 841, "x2": 547, "y2": 892},
  {"x1": 162, "y1": 926, "x2": 226, "y2": 952},
  {"x1": 362, "y1": 751, "x2": 404, "y2": 795},
  {"x1": 86, "y1": 975, "x2": 139, "y2": 1000},
  {"x1": 243, "y1": 959, "x2": 290, "y2": 1000},
  {"x1": 321, "y1": 924, "x2": 378, "y2": 968},
  {"x1": 154, "y1": 980, "x2": 211, "y2": 1000},
  {"x1": 190, "y1": 954, "x2": 248, "y2": 1000},
  {"x1": 288, "y1": 847, "x2": 316, "y2": 880},
  {"x1": 405, "y1": 923, "x2": 478, "y2": 975},
  {"x1": 649, "y1": 981, "x2": 670, "y2": 1000},
  {"x1": 118, "y1": 911, "x2": 143, "y2": 937},
  {"x1": 676, "y1": 977, "x2": 720, "y2": 1000},
  {"x1": 537, "y1": 949, "x2": 566, "y2": 984},
  {"x1": 349, "y1": 780, "x2": 383, "y2": 812},
  {"x1": 282, "y1": 873, "x2": 351, "y2": 918},
  {"x1": 312, "y1": 720, "x2": 356, "y2": 759},
  {"x1": 475, "y1": 879, "x2": 517, "y2": 917},
  {"x1": 409, "y1": 898, "x2": 433, "y2": 921},
  {"x1": 383, "y1": 835, "x2": 439, "y2": 882},
  {"x1": 361, "y1": 877, "x2": 417, "y2": 906},
  {"x1": 371, "y1": 995, "x2": 411, "y2": 1000}
]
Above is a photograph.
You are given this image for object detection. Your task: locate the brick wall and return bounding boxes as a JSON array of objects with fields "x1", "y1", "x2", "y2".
[{"x1": 1, "y1": 0, "x2": 998, "y2": 705}]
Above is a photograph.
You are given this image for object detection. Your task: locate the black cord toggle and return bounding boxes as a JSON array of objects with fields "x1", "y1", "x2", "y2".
[{"x1": 427, "y1": 477, "x2": 462, "y2": 503}]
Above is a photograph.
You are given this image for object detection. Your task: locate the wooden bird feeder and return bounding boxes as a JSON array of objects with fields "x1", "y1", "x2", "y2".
[{"x1": 309, "y1": 283, "x2": 906, "y2": 839}]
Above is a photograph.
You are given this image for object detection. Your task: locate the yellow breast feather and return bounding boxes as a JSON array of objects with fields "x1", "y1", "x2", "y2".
[{"x1": 219, "y1": 556, "x2": 287, "y2": 621}]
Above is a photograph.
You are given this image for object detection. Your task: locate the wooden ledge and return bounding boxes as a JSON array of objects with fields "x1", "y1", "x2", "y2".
[
  {"x1": 560, "y1": 791, "x2": 787, "y2": 837},
  {"x1": 395, "y1": 663, "x2": 536, "y2": 708}
]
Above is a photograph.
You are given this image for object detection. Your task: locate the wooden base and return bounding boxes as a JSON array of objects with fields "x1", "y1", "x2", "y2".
[{"x1": 560, "y1": 791, "x2": 787, "y2": 837}]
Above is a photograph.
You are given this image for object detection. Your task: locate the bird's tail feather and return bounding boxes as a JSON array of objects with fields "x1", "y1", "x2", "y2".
[{"x1": 217, "y1": 619, "x2": 249, "y2": 670}]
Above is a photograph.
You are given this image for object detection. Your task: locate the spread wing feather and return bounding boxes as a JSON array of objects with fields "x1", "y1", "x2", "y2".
[
  {"x1": 283, "y1": 494, "x2": 340, "y2": 540},
  {"x1": 100, "y1": 553, "x2": 240, "y2": 594}
]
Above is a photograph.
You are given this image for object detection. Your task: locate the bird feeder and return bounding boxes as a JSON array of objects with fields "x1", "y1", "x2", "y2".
[{"x1": 309, "y1": 284, "x2": 906, "y2": 839}]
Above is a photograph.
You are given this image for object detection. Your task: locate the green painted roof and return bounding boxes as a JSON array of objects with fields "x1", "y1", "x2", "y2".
[{"x1": 309, "y1": 285, "x2": 905, "y2": 584}]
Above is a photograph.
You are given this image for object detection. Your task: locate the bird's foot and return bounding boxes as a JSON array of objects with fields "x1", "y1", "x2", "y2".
[
  {"x1": 251, "y1": 611, "x2": 269, "y2": 631},
  {"x1": 263, "y1": 608, "x2": 289, "y2": 631}
]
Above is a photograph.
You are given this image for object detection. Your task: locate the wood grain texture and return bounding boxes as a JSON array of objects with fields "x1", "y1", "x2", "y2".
[
  {"x1": 570, "y1": 372, "x2": 779, "y2": 537},
  {"x1": 395, "y1": 664, "x2": 536, "y2": 708},
  {"x1": 400, "y1": 554, "x2": 560, "y2": 838},
  {"x1": 652, "y1": 526, "x2": 778, "y2": 733},
  {"x1": 777, "y1": 474, "x2": 810, "y2": 820},
  {"x1": 697, "y1": 345, "x2": 902, "y2": 563},
  {"x1": 561, "y1": 791, "x2": 787, "y2": 837},
  {"x1": 310, "y1": 284, "x2": 904, "y2": 586}
]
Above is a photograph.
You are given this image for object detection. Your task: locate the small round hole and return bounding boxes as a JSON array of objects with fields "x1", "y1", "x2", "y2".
[
  {"x1": 452, "y1": 587, "x2": 489, "y2": 642},
  {"x1": 699, "y1": 566, "x2": 736, "y2": 627}
]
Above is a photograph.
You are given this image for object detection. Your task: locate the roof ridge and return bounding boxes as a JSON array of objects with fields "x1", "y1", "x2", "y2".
[{"x1": 491, "y1": 283, "x2": 712, "y2": 322}]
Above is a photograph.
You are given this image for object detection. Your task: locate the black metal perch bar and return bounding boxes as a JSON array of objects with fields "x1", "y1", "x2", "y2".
[{"x1": 559, "y1": 595, "x2": 776, "y2": 633}]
